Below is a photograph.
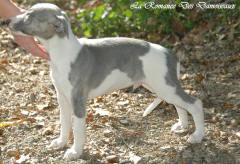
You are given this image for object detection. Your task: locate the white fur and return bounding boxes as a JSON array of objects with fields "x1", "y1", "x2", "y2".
[
  {"x1": 64, "y1": 116, "x2": 85, "y2": 159},
  {"x1": 89, "y1": 69, "x2": 133, "y2": 98}
]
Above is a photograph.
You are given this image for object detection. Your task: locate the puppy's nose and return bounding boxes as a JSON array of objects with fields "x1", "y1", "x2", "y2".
[
  {"x1": 1, "y1": 19, "x2": 11, "y2": 26},
  {"x1": 5, "y1": 19, "x2": 11, "y2": 26}
]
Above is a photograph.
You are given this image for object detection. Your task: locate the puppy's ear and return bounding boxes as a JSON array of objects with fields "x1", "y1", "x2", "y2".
[{"x1": 53, "y1": 13, "x2": 69, "y2": 37}]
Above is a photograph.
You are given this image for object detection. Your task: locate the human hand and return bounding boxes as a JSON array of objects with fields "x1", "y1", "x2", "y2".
[
  {"x1": 14, "y1": 35, "x2": 50, "y2": 60},
  {"x1": 0, "y1": 0, "x2": 50, "y2": 60}
]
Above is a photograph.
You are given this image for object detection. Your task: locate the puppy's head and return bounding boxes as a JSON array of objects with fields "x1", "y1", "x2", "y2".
[{"x1": 7, "y1": 3, "x2": 69, "y2": 40}]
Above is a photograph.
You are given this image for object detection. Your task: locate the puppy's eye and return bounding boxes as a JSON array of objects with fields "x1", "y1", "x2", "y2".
[{"x1": 24, "y1": 15, "x2": 32, "y2": 24}]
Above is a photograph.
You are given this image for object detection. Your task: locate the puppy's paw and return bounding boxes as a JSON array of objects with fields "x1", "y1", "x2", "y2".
[
  {"x1": 171, "y1": 122, "x2": 188, "y2": 133},
  {"x1": 48, "y1": 138, "x2": 67, "y2": 149},
  {"x1": 187, "y1": 132, "x2": 204, "y2": 143},
  {"x1": 64, "y1": 148, "x2": 82, "y2": 160}
]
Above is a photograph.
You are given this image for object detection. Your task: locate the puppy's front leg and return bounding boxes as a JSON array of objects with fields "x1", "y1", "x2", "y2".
[
  {"x1": 64, "y1": 115, "x2": 85, "y2": 160},
  {"x1": 49, "y1": 90, "x2": 72, "y2": 149},
  {"x1": 64, "y1": 90, "x2": 87, "y2": 160}
]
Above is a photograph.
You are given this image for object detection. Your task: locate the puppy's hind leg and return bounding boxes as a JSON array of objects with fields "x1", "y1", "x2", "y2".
[
  {"x1": 185, "y1": 99, "x2": 205, "y2": 143},
  {"x1": 173, "y1": 95, "x2": 204, "y2": 143},
  {"x1": 171, "y1": 106, "x2": 188, "y2": 133},
  {"x1": 152, "y1": 84, "x2": 204, "y2": 143},
  {"x1": 170, "y1": 61, "x2": 189, "y2": 133}
]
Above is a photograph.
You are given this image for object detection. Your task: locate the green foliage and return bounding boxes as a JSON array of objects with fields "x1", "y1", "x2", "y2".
[
  {"x1": 76, "y1": 0, "x2": 184, "y2": 38},
  {"x1": 16, "y1": 0, "x2": 240, "y2": 39},
  {"x1": 75, "y1": 0, "x2": 239, "y2": 39}
]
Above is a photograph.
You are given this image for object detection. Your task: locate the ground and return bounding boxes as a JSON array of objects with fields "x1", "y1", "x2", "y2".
[{"x1": 0, "y1": 15, "x2": 240, "y2": 164}]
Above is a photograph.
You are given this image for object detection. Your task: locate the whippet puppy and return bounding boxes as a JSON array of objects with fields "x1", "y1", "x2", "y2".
[{"x1": 6, "y1": 3, "x2": 205, "y2": 160}]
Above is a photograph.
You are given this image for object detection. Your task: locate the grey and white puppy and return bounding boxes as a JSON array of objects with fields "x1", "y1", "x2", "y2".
[{"x1": 7, "y1": 3, "x2": 205, "y2": 160}]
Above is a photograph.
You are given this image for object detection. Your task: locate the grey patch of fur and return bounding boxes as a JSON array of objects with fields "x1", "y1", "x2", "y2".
[
  {"x1": 10, "y1": 3, "x2": 69, "y2": 39},
  {"x1": 165, "y1": 49, "x2": 196, "y2": 104},
  {"x1": 69, "y1": 37, "x2": 150, "y2": 117}
]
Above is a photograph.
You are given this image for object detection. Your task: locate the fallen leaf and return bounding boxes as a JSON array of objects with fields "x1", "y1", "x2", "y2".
[
  {"x1": 216, "y1": 128, "x2": 220, "y2": 136},
  {"x1": 106, "y1": 155, "x2": 119, "y2": 163},
  {"x1": 7, "y1": 150, "x2": 18, "y2": 157},
  {"x1": 15, "y1": 153, "x2": 20, "y2": 160},
  {"x1": 86, "y1": 113, "x2": 94, "y2": 124},
  {"x1": 120, "y1": 119, "x2": 129, "y2": 126},
  {"x1": 231, "y1": 119, "x2": 238, "y2": 127},
  {"x1": 236, "y1": 132, "x2": 240, "y2": 138},
  {"x1": 0, "y1": 58, "x2": 8, "y2": 64},
  {"x1": 129, "y1": 152, "x2": 141, "y2": 164},
  {"x1": 0, "y1": 65, "x2": 7, "y2": 72},
  {"x1": 21, "y1": 110, "x2": 29, "y2": 116},
  {"x1": 228, "y1": 56, "x2": 240, "y2": 62},
  {"x1": 197, "y1": 73, "x2": 204, "y2": 83},
  {"x1": 0, "y1": 119, "x2": 24, "y2": 127},
  {"x1": 42, "y1": 127, "x2": 53, "y2": 136},
  {"x1": 96, "y1": 97, "x2": 103, "y2": 102},
  {"x1": 0, "y1": 128, "x2": 3, "y2": 135},
  {"x1": 16, "y1": 154, "x2": 30, "y2": 163},
  {"x1": 92, "y1": 151, "x2": 101, "y2": 158},
  {"x1": 103, "y1": 129, "x2": 112, "y2": 137},
  {"x1": 94, "y1": 108, "x2": 111, "y2": 116},
  {"x1": 117, "y1": 100, "x2": 129, "y2": 106},
  {"x1": 168, "y1": 153, "x2": 177, "y2": 157},
  {"x1": 23, "y1": 59, "x2": 30, "y2": 64},
  {"x1": 222, "y1": 103, "x2": 233, "y2": 108}
]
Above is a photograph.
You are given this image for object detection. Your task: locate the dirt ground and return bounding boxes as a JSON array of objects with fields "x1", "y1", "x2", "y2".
[{"x1": 0, "y1": 14, "x2": 240, "y2": 164}]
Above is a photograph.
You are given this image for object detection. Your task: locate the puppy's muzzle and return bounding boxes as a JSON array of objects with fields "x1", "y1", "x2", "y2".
[{"x1": 1, "y1": 19, "x2": 11, "y2": 26}]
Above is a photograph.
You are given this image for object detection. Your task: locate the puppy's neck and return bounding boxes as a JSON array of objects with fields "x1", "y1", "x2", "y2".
[{"x1": 38, "y1": 31, "x2": 81, "y2": 61}]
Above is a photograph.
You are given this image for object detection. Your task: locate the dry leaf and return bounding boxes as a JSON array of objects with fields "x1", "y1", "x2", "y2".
[
  {"x1": 0, "y1": 128, "x2": 3, "y2": 135},
  {"x1": 129, "y1": 152, "x2": 141, "y2": 164},
  {"x1": 103, "y1": 129, "x2": 112, "y2": 137},
  {"x1": 94, "y1": 108, "x2": 111, "y2": 116},
  {"x1": 15, "y1": 153, "x2": 20, "y2": 160},
  {"x1": 106, "y1": 155, "x2": 119, "y2": 163},
  {"x1": 0, "y1": 58, "x2": 8, "y2": 64},
  {"x1": 0, "y1": 119, "x2": 24, "y2": 127},
  {"x1": 168, "y1": 153, "x2": 177, "y2": 157},
  {"x1": 197, "y1": 73, "x2": 204, "y2": 83},
  {"x1": 23, "y1": 59, "x2": 30, "y2": 64},
  {"x1": 16, "y1": 154, "x2": 30, "y2": 163},
  {"x1": 236, "y1": 132, "x2": 240, "y2": 138},
  {"x1": 216, "y1": 128, "x2": 220, "y2": 136},
  {"x1": 7, "y1": 150, "x2": 18, "y2": 157},
  {"x1": 96, "y1": 97, "x2": 103, "y2": 102},
  {"x1": 86, "y1": 113, "x2": 94, "y2": 124},
  {"x1": 42, "y1": 127, "x2": 53, "y2": 136},
  {"x1": 228, "y1": 56, "x2": 240, "y2": 62},
  {"x1": 0, "y1": 64, "x2": 7, "y2": 72},
  {"x1": 117, "y1": 100, "x2": 129, "y2": 106},
  {"x1": 231, "y1": 119, "x2": 238, "y2": 127},
  {"x1": 222, "y1": 103, "x2": 233, "y2": 108},
  {"x1": 92, "y1": 151, "x2": 101, "y2": 158}
]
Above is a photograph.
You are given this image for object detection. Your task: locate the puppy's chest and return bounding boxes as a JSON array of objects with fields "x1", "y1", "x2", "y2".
[{"x1": 50, "y1": 60, "x2": 72, "y2": 98}]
